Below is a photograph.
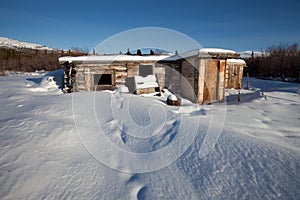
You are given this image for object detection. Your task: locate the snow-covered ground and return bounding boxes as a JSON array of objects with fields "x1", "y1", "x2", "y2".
[{"x1": 0, "y1": 73, "x2": 299, "y2": 199}]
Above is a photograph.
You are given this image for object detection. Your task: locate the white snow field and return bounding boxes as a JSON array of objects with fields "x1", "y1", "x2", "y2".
[{"x1": 0, "y1": 72, "x2": 299, "y2": 200}]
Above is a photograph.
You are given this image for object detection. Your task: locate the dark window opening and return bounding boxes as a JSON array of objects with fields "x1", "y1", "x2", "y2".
[
  {"x1": 139, "y1": 65, "x2": 153, "y2": 77},
  {"x1": 94, "y1": 74, "x2": 112, "y2": 85}
]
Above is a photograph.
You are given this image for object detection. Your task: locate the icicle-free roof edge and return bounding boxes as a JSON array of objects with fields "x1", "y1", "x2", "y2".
[
  {"x1": 227, "y1": 59, "x2": 246, "y2": 65},
  {"x1": 160, "y1": 48, "x2": 239, "y2": 61},
  {"x1": 59, "y1": 55, "x2": 170, "y2": 64}
]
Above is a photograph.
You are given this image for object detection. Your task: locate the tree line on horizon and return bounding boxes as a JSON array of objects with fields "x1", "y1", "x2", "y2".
[
  {"x1": 0, "y1": 47, "x2": 87, "y2": 75},
  {"x1": 244, "y1": 43, "x2": 300, "y2": 81},
  {"x1": 1, "y1": 43, "x2": 299, "y2": 82}
]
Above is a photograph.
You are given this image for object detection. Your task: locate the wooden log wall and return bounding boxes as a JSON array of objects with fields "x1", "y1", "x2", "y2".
[
  {"x1": 71, "y1": 61, "x2": 158, "y2": 92},
  {"x1": 181, "y1": 58, "x2": 197, "y2": 102},
  {"x1": 62, "y1": 62, "x2": 76, "y2": 93},
  {"x1": 163, "y1": 63, "x2": 182, "y2": 93},
  {"x1": 154, "y1": 63, "x2": 166, "y2": 90}
]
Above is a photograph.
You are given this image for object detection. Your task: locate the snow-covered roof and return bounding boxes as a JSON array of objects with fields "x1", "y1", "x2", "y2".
[
  {"x1": 59, "y1": 48, "x2": 241, "y2": 64},
  {"x1": 59, "y1": 55, "x2": 169, "y2": 63},
  {"x1": 167, "y1": 94, "x2": 178, "y2": 101},
  {"x1": 199, "y1": 48, "x2": 236, "y2": 54},
  {"x1": 227, "y1": 59, "x2": 246, "y2": 65},
  {"x1": 161, "y1": 48, "x2": 239, "y2": 61}
]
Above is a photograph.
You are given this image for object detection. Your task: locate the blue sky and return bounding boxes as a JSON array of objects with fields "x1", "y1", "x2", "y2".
[{"x1": 0, "y1": 0, "x2": 299, "y2": 52}]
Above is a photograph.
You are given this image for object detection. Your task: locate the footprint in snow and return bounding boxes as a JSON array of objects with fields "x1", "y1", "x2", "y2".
[{"x1": 121, "y1": 173, "x2": 147, "y2": 200}]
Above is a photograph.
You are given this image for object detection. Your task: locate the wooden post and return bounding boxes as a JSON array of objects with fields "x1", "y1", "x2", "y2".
[
  {"x1": 197, "y1": 59, "x2": 206, "y2": 104},
  {"x1": 218, "y1": 60, "x2": 226, "y2": 101},
  {"x1": 246, "y1": 73, "x2": 249, "y2": 90}
]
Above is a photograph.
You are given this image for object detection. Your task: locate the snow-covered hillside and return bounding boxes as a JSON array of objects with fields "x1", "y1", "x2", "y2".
[
  {"x1": 239, "y1": 51, "x2": 268, "y2": 58},
  {"x1": 0, "y1": 74, "x2": 299, "y2": 199},
  {"x1": 0, "y1": 37, "x2": 55, "y2": 51}
]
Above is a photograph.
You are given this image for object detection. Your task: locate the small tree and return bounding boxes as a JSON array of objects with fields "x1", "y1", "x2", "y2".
[
  {"x1": 126, "y1": 48, "x2": 131, "y2": 55},
  {"x1": 136, "y1": 49, "x2": 142, "y2": 56}
]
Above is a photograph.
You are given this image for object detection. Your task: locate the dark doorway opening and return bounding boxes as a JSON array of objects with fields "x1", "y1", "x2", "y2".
[{"x1": 94, "y1": 74, "x2": 112, "y2": 85}]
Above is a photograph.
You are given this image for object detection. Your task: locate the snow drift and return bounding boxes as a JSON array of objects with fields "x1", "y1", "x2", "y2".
[
  {"x1": 25, "y1": 69, "x2": 64, "y2": 93},
  {"x1": 0, "y1": 73, "x2": 299, "y2": 199}
]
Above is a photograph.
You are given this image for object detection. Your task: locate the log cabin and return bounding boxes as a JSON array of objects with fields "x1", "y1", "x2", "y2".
[
  {"x1": 59, "y1": 54, "x2": 169, "y2": 93},
  {"x1": 59, "y1": 48, "x2": 246, "y2": 104}
]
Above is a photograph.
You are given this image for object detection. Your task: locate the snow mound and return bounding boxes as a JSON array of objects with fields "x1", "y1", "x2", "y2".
[
  {"x1": 26, "y1": 69, "x2": 64, "y2": 94},
  {"x1": 168, "y1": 94, "x2": 178, "y2": 101},
  {"x1": 133, "y1": 75, "x2": 159, "y2": 90}
]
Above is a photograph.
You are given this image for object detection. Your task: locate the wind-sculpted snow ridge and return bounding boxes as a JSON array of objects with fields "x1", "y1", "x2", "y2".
[{"x1": 0, "y1": 75, "x2": 299, "y2": 199}]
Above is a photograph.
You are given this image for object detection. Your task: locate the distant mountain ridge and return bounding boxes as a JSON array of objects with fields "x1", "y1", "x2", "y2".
[
  {"x1": 0, "y1": 37, "x2": 56, "y2": 51},
  {"x1": 1, "y1": 36, "x2": 269, "y2": 58},
  {"x1": 238, "y1": 51, "x2": 268, "y2": 58}
]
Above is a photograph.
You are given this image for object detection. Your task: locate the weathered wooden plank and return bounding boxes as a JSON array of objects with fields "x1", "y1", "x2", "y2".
[
  {"x1": 127, "y1": 69, "x2": 138, "y2": 77},
  {"x1": 135, "y1": 87, "x2": 157, "y2": 95},
  {"x1": 204, "y1": 59, "x2": 218, "y2": 103},
  {"x1": 218, "y1": 60, "x2": 226, "y2": 100},
  {"x1": 154, "y1": 65, "x2": 166, "y2": 90},
  {"x1": 238, "y1": 66, "x2": 244, "y2": 89},
  {"x1": 197, "y1": 58, "x2": 206, "y2": 104},
  {"x1": 84, "y1": 67, "x2": 91, "y2": 91}
]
